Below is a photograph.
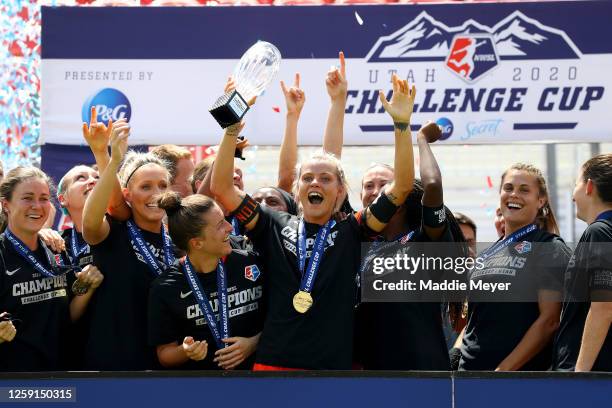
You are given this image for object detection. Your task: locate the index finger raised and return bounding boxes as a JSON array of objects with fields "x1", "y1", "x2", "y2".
[{"x1": 90, "y1": 106, "x2": 97, "y2": 126}]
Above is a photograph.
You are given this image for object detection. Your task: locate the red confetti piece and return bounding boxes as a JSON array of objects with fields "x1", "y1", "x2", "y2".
[
  {"x1": 9, "y1": 41, "x2": 23, "y2": 57},
  {"x1": 24, "y1": 36, "x2": 37, "y2": 52},
  {"x1": 486, "y1": 176, "x2": 493, "y2": 188},
  {"x1": 17, "y1": 7, "x2": 28, "y2": 21},
  {"x1": 272, "y1": 106, "x2": 280, "y2": 113},
  {"x1": 75, "y1": 0, "x2": 97, "y2": 4}
]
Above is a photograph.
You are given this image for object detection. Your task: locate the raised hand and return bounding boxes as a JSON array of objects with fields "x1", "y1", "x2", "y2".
[
  {"x1": 82, "y1": 106, "x2": 113, "y2": 153},
  {"x1": 379, "y1": 74, "x2": 416, "y2": 125},
  {"x1": 280, "y1": 73, "x2": 305, "y2": 117},
  {"x1": 418, "y1": 121, "x2": 443, "y2": 144},
  {"x1": 224, "y1": 76, "x2": 257, "y2": 106},
  {"x1": 182, "y1": 336, "x2": 208, "y2": 361},
  {"x1": 109, "y1": 119, "x2": 130, "y2": 163},
  {"x1": 325, "y1": 51, "x2": 347, "y2": 102}
]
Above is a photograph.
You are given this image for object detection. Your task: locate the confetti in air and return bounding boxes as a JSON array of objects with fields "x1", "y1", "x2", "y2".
[
  {"x1": 354, "y1": 11, "x2": 363, "y2": 26},
  {"x1": 1, "y1": 1, "x2": 43, "y2": 169},
  {"x1": 486, "y1": 176, "x2": 494, "y2": 189}
]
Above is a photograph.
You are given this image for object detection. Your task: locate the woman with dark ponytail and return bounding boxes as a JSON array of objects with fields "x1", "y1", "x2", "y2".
[
  {"x1": 460, "y1": 163, "x2": 570, "y2": 371},
  {"x1": 149, "y1": 192, "x2": 265, "y2": 370}
]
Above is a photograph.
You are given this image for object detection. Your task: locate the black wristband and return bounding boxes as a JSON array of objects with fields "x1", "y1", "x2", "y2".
[
  {"x1": 230, "y1": 194, "x2": 260, "y2": 226},
  {"x1": 369, "y1": 192, "x2": 400, "y2": 224},
  {"x1": 423, "y1": 204, "x2": 446, "y2": 228}
]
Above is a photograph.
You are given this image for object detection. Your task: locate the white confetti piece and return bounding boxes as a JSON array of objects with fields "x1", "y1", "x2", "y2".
[{"x1": 355, "y1": 11, "x2": 364, "y2": 26}]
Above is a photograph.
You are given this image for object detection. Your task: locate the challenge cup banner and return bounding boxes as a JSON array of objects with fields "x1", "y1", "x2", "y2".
[{"x1": 41, "y1": 2, "x2": 612, "y2": 146}]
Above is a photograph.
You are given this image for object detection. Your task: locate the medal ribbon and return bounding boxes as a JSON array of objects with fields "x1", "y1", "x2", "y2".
[
  {"x1": 297, "y1": 219, "x2": 335, "y2": 294},
  {"x1": 70, "y1": 228, "x2": 90, "y2": 262},
  {"x1": 127, "y1": 220, "x2": 175, "y2": 277},
  {"x1": 182, "y1": 256, "x2": 230, "y2": 349},
  {"x1": 5, "y1": 229, "x2": 65, "y2": 277},
  {"x1": 479, "y1": 223, "x2": 538, "y2": 261}
]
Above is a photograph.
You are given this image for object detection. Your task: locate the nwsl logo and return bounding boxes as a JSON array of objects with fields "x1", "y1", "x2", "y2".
[
  {"x1": 366, "y1": 10, "x2": 581, "y2": 83},
  {"x1": 244, "y1": 265, "x2": 261, "y2": 282},
  {"x1": 514, "y1": 241, "x2": 532, "y2": 254},
  {"x1": 445, "y1": 35, "x2": 499, "y2": 82}
]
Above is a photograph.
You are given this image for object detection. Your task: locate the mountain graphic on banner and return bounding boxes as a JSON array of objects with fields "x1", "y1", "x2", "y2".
[{"x1": 366, "y1": 10, "x2": 581, "y2": 62}]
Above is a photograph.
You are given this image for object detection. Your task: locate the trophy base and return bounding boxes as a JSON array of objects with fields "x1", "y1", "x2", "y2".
[{"x1": 209, "y1": 90, "x2": 250, "y2": 128}]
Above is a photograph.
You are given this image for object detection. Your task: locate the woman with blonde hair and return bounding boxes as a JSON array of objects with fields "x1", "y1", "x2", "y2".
[{"x1": 82, "y1": 120, "x2": 174, "y2": 370}]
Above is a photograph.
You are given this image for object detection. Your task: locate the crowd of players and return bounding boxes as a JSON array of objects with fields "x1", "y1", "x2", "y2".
[{"x1": 0, "y1": 55, "x2": 611, "y2": 372}]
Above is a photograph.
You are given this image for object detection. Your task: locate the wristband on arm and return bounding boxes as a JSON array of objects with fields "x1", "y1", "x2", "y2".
[
  {"x1": 230, "y1": 194, "x2": 260, "y2": 226},
  {"x1": 423, "y1": 204, "x2": 446, "y2": 228},
  {"x1": 368, "y1": 192, "x2": 400, "y2": 224}
]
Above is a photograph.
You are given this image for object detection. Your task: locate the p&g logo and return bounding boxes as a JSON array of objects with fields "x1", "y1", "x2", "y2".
[
  {"x1": 82, "y1": 88, "x2": 132, "y2": 124},
  {"x1": 435, "y1": 117, "x2": 454, "y2": 140}
]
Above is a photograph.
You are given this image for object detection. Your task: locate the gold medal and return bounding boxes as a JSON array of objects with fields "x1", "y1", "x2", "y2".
[
  {"x1": 293, "y1": 290, "x2": 313, "y2": 313},
  {"x1": 72, "y1": 279, "x2": 90, "y2": 296}
]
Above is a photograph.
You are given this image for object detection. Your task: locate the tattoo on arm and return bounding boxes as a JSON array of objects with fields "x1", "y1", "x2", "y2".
[
  {"x1": 394, "y1": 122, "x2": 409, "y2": 132},
  {"x1": 386, "y1": 192, "x2": 397, "y2": 202}
]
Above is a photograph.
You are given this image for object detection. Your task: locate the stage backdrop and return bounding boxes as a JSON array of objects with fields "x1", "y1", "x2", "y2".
[{"x1": 41, "y1": 1, "x2": 612, "y2": 149}]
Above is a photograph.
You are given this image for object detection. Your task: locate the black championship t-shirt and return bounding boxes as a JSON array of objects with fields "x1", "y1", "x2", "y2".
[
  {"x1": 61, "y1": 227, "x2": 93, "y2": 370},
  {"x1": 148, "y1": 236, "x2": 265, "y2": 370},
  {"x1": 0, "y1": 234, "x2": 71, "y2": 371},
  {"x1": 553, "y1": 219, "x2": 612, "y2": 371},
  {"x1": 355, "y1": 225, "x2": 453, "y2": 370},
  {"x1": 460, "y1": 229, "x2": 570, "y2": 371},
  {"x1": 248, "y1": 205, "x2": 370, "y2": 369},
  {"x1": 85, "y1": 218, "x2": 169, "y2": 370}
]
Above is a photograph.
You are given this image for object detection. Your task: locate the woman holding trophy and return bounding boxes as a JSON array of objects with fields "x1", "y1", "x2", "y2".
[{"x1": 211, "y1": 68, "x2": 417, "y2": 369}]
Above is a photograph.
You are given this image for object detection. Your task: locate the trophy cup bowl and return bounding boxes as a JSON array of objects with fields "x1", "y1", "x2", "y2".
[{"x1": 209, "y1": 41, "x2": 281, "y2": 128}]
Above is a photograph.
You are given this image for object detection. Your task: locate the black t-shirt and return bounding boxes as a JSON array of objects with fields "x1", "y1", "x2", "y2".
[
  {"x1": 0, "y1": 234, "x2": 71, "y2": 371},
  {"x1": 460, "y1": 229, "x2": 570, "y2": 371},
  {"x1": 355, "y1": 225, "x2": 453, "y2": 370},
  {"x1": 61, "y1": 227, "x2": 93, "y2": 370},
  {"x1": 148, "y1": 237, "x2": 265, "y2": 370},
  {"x1": 248, "y1": 205, "x2": 370, "y2": 369},
  {"x1": 553, "y1": 219, "x2": 612, "y2": 371},
  {"x1": 85, "y1": 218, "x2": 169, "y2": 370}
]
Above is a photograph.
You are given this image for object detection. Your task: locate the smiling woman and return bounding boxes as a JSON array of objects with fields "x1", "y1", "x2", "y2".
[
  {"x1": 149, "y1": 191, "x2": 265, "y2": 370},
  {"x1": 81, "y1": 120, "x2": 176, "y2": 370},
  {"x1": 460, "y1": 163, "x2": 570, "y2": 371},
  {"x1": 0, "y1": 167, "x2": 75, "y2": 371}
]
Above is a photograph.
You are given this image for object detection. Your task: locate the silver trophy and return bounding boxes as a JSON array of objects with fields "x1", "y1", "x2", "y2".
[{"x1": 209, "y1": 41, "x2": 281, "y2": 128}]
